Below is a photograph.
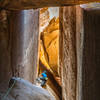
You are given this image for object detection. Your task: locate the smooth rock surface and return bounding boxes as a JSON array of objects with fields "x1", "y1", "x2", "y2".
[{"x1": 0, "y1": 77, "x2": 55, "y2": 100}]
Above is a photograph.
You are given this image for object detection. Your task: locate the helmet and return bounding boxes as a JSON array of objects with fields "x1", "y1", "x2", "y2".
[{"x1": 43, "y1": 70, "x2": 47, "y2": 74}]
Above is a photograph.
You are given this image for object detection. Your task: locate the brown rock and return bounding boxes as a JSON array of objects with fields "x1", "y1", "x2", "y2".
[
  {"x1": 59, "y1": 6, "x2": 77, "y2": 100},
  {"x1": 0, "y1": 0, "x2": 99, "y2": 10},
  {"x1": 0, "y1": 10, "x2": 12, "y2": 90}
]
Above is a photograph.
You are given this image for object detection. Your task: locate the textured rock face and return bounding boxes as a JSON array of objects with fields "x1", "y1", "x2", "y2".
[
  {"x1": 39, "y1": 8, "x2": 61, "y2": 99},
  {"x1": 40, "y1": 8, "x2": 50, "y2": 33},
  {"x1": 0, "y1": 77, "x2": 55, "y2": 100},
  {"x1": 0, "y1": 10, "x2": 12, "y2": 89},
  {"x1": 0, "y1": 9, "x2": 39, "y2": 90},
  {"x1": 79, "y1": 5, "x2": 100, "y2": 100},
  {"x1": 39, "y1": 8, "x2": 59, "y2": 76},
  {"x1": 41, "y1": 18, "x2": 59, "y2": 75},
  {"x1": 8, "y1": 9, "x2": 39, "y2": 83},
  {"x1": 0, "y1": 0, "x2": 99, "y2": 10},
  {"x1": 59, "y1": 6, "x2": 77, "y2": 100}
]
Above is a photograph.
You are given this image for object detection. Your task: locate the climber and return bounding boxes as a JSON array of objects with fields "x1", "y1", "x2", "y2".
[{"x1": 36, "y1": 70, "x2": 48, "y2": 87}]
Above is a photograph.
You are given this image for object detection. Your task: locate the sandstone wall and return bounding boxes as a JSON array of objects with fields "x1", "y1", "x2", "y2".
[
  {"x1": 39, "y1": 8, "x2": 60, "y2": 76},
  {"x1": 0, "y1": 10, "x2": 12, "y2": 90}
]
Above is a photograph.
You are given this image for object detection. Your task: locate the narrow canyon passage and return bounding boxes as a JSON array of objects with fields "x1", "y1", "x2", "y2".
[{"x1": 0, "y1": 2, "x2": 100, "y2": 100}]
